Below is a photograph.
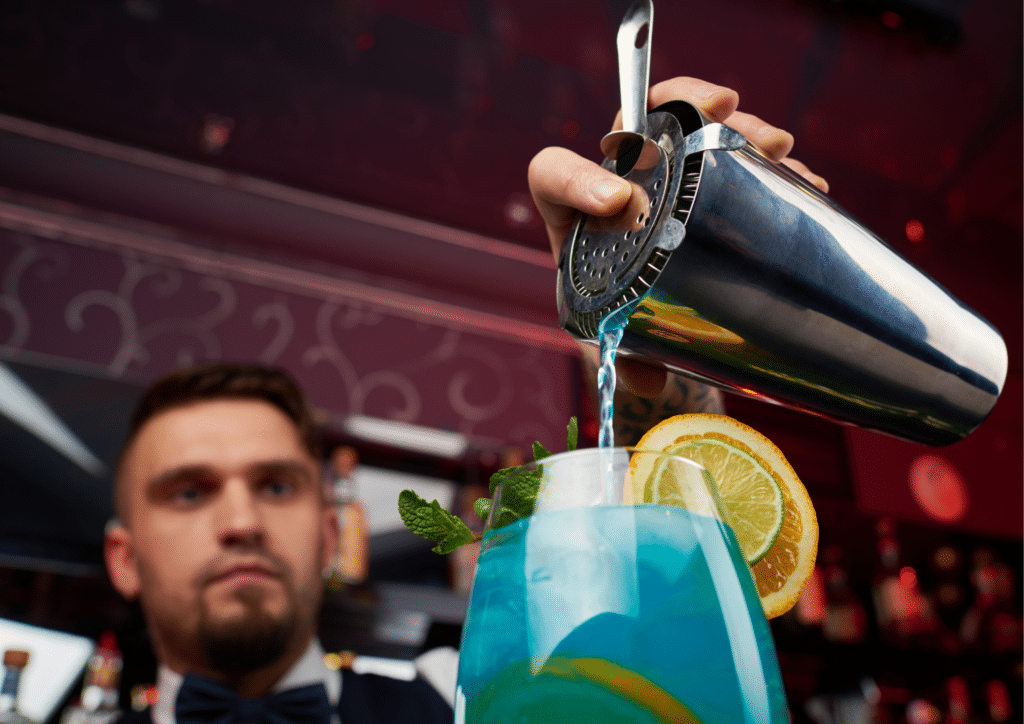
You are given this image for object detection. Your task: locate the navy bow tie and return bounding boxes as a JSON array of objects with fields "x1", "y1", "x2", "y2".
[{"x1": 175, "y1": 674, "x2": 332, "y2": 724}]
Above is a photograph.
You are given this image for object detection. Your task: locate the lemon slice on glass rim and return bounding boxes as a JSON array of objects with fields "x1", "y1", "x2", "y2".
[{"x1": 627, "y1": 414, "x2": 819, "y2": 619}]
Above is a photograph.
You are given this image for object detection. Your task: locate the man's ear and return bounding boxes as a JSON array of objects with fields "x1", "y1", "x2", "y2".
[{"x1": 104, "y1": 520, "x2": 141, "y2": 600}]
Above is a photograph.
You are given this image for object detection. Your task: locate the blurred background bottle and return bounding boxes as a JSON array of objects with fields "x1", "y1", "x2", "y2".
[
  {"x1": 872, "y1": 517, "x2": 909, "y2": 645},
  {"x1": 449, "y1": 481, "x2": 487, "y2": 595},
  {"x1": 450, "y1": 445, "x2": 525, "y2": 595},
  {"x1": 871, "y1": 518, "x2": 940, "y2": 648},
  {"x1": 985, "y1": 679, "x2": 1012, "y2": 723},
  {"x1": 944, "y1": 675, "x2": 971, "y2": 724},
  {"x1": 960, "y1": 548, "x2": 1022, "y2": 655},
  {"x1": 929, "y1": 544, "x2": 969, "y2": 653},
  {"x1": 59, "y1": 631, "x2": 122, "y2": 724},
  {"x1": 328, "y1": 445, "x2": 369, "y2": 588},
  {"x1": 821, "y1": 546, "x2": 867, "y2": 644},
  {"x1": 0, "y1": 649, "x2": 34, "y2": 724}
]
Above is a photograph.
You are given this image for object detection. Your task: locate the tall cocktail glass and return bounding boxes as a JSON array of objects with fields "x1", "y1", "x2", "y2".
[{"x1": 454, "y1": 447, "x2": 788, "y2": 723}]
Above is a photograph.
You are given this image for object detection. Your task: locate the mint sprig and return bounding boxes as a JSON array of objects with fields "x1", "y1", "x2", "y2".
[
  {"x1": 397, "y1": 417, "x2": 579, "y2": 553},
  {"x1": 397, "y1": 490, "x2": 477, "y2": 554}
]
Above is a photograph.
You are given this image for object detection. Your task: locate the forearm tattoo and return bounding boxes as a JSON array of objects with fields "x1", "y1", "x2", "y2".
[
  {"x1": 579, "y1": 355, "x2": 725, "y2": 447},
  {"x1": 613, "y1": 375, "x2": 724, "y2": 446}
]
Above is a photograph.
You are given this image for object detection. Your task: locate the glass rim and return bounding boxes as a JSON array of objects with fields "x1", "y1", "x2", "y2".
[
  {"x1": 484, "y1": 446, "x2": 722, "y2": 535},
  {"x1": 502, "y1": 445, "x2": 709, "y2": 471}
]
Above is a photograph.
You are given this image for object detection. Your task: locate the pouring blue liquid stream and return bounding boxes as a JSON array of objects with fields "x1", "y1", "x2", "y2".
[{"x1": 596, "y1": 299, "x2": 644, "y2": 501}]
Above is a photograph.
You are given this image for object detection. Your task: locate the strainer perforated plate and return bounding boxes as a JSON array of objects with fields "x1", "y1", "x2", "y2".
[{"x1": 558, "y1": 110, "x2": 701, "y2": 339}]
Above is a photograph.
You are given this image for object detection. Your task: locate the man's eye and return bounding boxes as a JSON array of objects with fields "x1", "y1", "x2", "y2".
[
  {"x1": 173, "y1": 485, "x2": 207, "y2": 504},
  {"x1": 261, "y1": 478, "x2": 296, "y2": 498}
]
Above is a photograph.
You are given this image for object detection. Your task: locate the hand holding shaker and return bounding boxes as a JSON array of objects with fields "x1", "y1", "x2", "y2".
[{"x1": 557, "y1": 0, "x2": 1007, "y2": 446}]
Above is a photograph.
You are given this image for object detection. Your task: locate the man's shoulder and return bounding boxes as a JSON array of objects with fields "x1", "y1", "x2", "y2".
[{"x1": 340, "y1": 668, "x2": 453, "y2": 724}]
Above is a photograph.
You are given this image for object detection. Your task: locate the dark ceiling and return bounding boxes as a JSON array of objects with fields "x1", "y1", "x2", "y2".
[{"x1": 0, "y1": 2, "x2": 1019, "y2": 242}]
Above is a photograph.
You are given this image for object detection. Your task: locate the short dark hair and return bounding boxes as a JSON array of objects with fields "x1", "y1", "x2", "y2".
[{"x1": 114, "y1": 363, "x2": 323, "y2": 521}]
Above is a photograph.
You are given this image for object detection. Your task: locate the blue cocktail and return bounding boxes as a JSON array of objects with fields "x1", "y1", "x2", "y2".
[{"x1": 455, "y1": 448, "x2": 788, "y2": 723}]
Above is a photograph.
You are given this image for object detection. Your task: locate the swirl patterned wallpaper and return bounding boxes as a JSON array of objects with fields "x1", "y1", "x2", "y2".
[{"x1": 0, "y1": 211, "x2": 579, "y2": 454}]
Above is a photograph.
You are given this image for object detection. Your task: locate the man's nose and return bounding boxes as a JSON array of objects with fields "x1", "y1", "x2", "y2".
[{"x1": 216, "y1": 478, "x2": 265, "y2": 546}]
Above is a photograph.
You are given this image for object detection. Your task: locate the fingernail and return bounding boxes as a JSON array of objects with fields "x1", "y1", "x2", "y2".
[{"x1": 592, "y1": 178, "x2": 627, "y2": 204}]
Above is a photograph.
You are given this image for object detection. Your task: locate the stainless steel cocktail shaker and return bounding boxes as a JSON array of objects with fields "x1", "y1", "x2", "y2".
[{"x1": 557, "y1": 2, "x2": 1007, "y2": 446}]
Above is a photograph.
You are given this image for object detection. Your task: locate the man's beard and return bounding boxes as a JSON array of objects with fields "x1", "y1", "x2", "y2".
[{"x1": 198, "y1": 585, "x2": 296, "y2": 675}]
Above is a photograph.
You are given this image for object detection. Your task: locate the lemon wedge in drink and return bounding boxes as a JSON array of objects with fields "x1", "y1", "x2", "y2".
[
  {"x1": 628, "y1": 414, "x2": 818, "y2": 619},
  {"x1": 629, "y1": 429, "x2": 785, "y2": 565},
  {"x1": 469, "y1": 656, "x2": 704, "y2": 724}
]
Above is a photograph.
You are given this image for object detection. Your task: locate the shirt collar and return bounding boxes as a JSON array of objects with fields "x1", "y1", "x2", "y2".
[{"x1": 151, "y1": 639, "x2": 341, "y2": 724}]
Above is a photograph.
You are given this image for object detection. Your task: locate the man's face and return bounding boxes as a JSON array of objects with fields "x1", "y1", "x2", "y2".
[{"x1": 105, "y1": 398, "x2": 337, "y2": 677}]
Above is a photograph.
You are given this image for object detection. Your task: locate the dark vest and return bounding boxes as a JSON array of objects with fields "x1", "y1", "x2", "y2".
[{"x1": 119, "y1": 670, "x2": 453, "y2": 724}]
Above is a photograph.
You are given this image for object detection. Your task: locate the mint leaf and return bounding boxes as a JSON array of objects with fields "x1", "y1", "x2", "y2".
[
  {"x1": 489, "y1": 465, "x2": 519, "y2": 495},
  {"x1": 498, "y1": 467, "x2": 542, "y2": 520},
  {"x1": 399, "y1": 416, "x2": 581, "y2": 553},
  {"x1": 474, "y1": 495, "x2": 521, "y2": 528},
  {"x1": 398, "y1": 489, "x2": 477, "y2": 554},
  {"x1": 493, "y1": 505, "x2": 522, "y2": 528}
]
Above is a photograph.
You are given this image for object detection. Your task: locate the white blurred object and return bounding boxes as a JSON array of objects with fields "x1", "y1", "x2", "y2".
[
  {"x1": 0, "y1": 363, "x2": 105, "y2": 476},
  {"x1": 355, "y1": 466, "x2": 455, "y2": 536},
  {"x1": 350, "y1": 656, "x2": 416, "y2": 681},
  {"x1": 414, "y1": 646, "x2": 459, "y2": 707},
  {"x1": 0, "y1": 619, "x2": 93, "y2": 723},
  {"x1": 341, "y1": 415, "x2": 467, "y2": 459}
]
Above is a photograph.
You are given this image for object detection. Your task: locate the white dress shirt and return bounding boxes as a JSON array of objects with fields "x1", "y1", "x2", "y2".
[{"x1": 150, "y1": 639, "x2": 342, "y2": 724}]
